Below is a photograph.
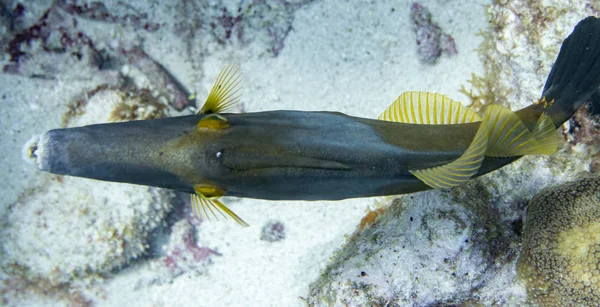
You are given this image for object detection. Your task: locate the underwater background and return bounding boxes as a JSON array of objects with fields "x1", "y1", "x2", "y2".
[{"x1": 1, "y1": 0, "x2": 600, "y2": 306}]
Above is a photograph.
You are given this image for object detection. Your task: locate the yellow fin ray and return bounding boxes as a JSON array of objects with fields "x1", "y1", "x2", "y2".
[
  {"x1": 379, "y1": 91, "x2": 482, "y2": 124},
  {"x1": 529, "y1": 113, "x2": 559, "y2": 155},
  {"x1": 410, "y1": 119, "x2": 489, "y2": 189},
  {"x1": 483, "y1": 105, "x2": 556, "y2": 157},
  {"x1": 198, "y1": 64, "x2": 242, "y2": 115},
  {"x1": 401, "y1": 88, "x2": 562, "y2": 189},
  {"x1": 411, "y1": 102, "x2": 559, "y2": 190},
  {"x1": 191, "y1": 184, "x2": 249, "y2": 227}
]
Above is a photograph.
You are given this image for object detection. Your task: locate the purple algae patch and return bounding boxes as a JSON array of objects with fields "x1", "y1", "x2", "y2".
[
  {"x1": 261, "y1": 220, "x2": 286, "y2": 242},
  {"x1": 410, "y1": 2, "x2": 457, "y2": 62}
]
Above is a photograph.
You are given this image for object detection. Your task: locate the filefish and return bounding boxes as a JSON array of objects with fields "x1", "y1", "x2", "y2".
[{"x1": 29, "y1": 17, "x2": 600, "y2": 226}]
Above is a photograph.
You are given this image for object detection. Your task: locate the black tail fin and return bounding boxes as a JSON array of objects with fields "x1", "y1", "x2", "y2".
[{"x1": 543, "y1": 16, "x2": 600, "y2": 126}]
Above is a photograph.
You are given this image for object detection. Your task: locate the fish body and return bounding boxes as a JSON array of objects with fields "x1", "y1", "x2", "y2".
[
  {"x1": 34, "y1": 103, "x2": 555, "y2": 200},
  {"x1": 38, "y1": 110, "x2": 474, "y2": 200},
  {"x1": 30, "y1": 17, "x2": 600, "y2": 225}
]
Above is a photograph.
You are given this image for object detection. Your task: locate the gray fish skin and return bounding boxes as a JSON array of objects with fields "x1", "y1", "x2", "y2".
[{"x1": 38, "y1": 111, "x2": 471, "y2": 199}]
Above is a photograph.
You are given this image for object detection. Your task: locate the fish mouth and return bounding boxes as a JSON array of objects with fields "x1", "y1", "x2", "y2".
[{"x1": 22, "y1": 134, "x2": 42, "y2": 169}]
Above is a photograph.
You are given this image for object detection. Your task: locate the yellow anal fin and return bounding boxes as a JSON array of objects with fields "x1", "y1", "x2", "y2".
[
  {"x1": 191, "y1": 184, "x2": 249, "y2": 227},
  {"x1": 198, "y1": 64, "x2": 242, "y2": 115},
  {"x1": 197, "y1": 113, "x2": 230, "y2": 130},
  {"x1": 378, "y1": 91, "x2": 482, "y2": 124},
  {"x1": 410, "y1": 119, "x2": 488, "y2": 189},
  {"x1": 484, "y1": 105, "x2": 557, "y2": 157}
]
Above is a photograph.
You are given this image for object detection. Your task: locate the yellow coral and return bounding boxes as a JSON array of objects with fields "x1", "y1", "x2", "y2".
[
  {"x1": 557, "y1": 222, "x2": 600, "y2": 288},
  {"x1": 518, "y1": 176, "x2": 600, "y2": 306}
]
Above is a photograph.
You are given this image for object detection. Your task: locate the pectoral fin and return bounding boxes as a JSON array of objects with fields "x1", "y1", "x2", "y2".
[
  {"x1": 379, "y1": 91, "x2": 481, "y2": 124},
  {"x1": 191, "y1": 184, "x2": 249, "y2": 227},
  {"x1": 198, "y1": 64, "x2": 242, "y2": 115},
  {"x1": 195, "y1": 65, "x2": 241, "y2": 130}
]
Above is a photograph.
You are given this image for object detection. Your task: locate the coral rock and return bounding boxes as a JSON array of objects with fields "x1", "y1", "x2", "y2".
[
  {"x1": 518, "y1": 175, "x2": 600, "y2": 306},
  {"x1": 308, "y1": 192, "x2": 495, "y2": 306}
]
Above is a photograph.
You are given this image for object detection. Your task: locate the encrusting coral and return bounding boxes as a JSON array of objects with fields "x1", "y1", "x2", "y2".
[{"x1": 518, "y1": 176, "x2": 600, "y2": 306}]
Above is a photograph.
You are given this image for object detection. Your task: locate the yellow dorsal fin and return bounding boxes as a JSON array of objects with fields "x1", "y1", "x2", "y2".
[
  {"x1": 410, "y1": 119, "x2": 489, "y2": 188},
  {"x1": 378, "y1": 91, "x2": 482, "y2": 124},
  {"x1": 198, "y1": 64, "x2": 242, "y2": 115},
  {"x1": 483, "y1": 105, "x2": 557, "y2": 157},
  {"x1": 192, "y1": 184, "x2": 249, "y2": 227}
]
